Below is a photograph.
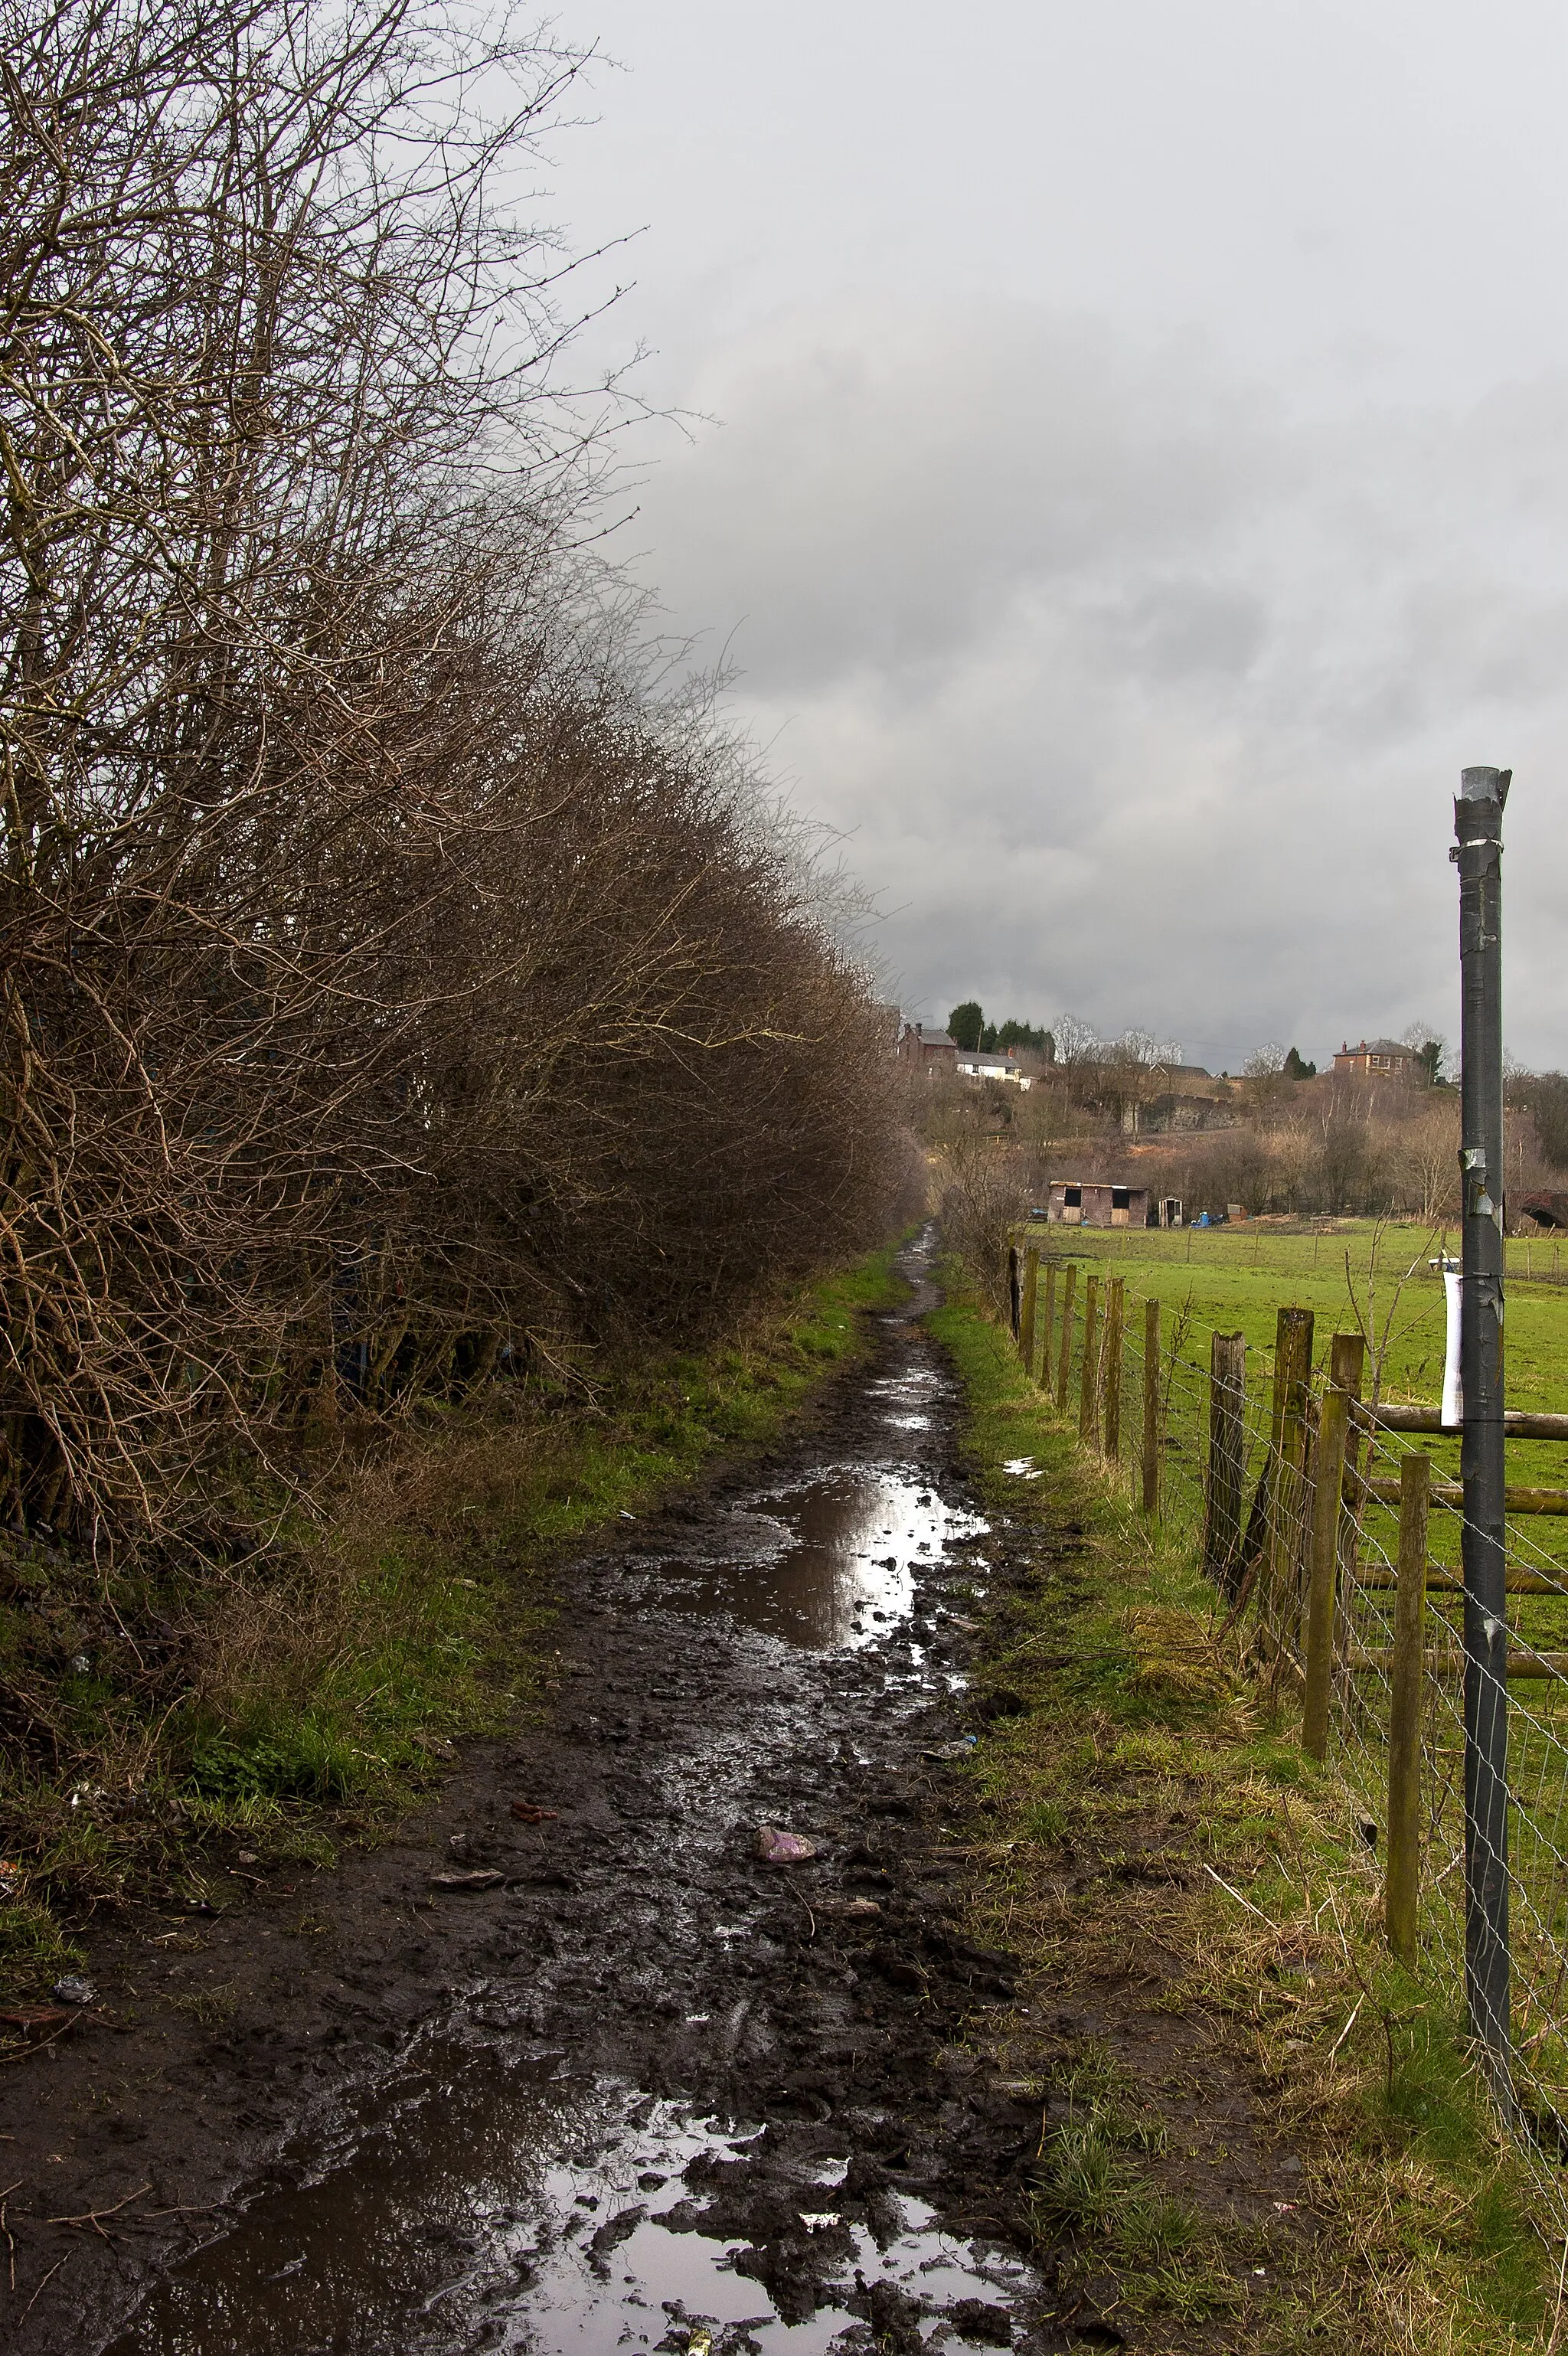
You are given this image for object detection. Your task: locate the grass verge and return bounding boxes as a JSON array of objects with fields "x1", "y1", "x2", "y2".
[
  {"x1": 929, "y1": 1269, "x2": 1559, "y2": 2354},
  {"x1": 0, "y1": 1244, "x2": 906, "y2": 2001}
]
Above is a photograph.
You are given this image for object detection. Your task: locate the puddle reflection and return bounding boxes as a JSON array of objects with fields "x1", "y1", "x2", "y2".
[
  {"x1": 628, "y1": 1469, "x2": 986, "y2": 1650},
  {"x1": 104, "y1": 2038, "x2": 1032, "y2": 2355}
]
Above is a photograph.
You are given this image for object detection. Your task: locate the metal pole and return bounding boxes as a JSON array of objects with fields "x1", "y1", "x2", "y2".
[{"x1": 1453, "y1": 761, "x2": 1511, "y2": 2101}]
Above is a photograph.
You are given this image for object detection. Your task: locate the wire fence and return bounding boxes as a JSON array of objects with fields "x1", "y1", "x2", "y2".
[{"x1": 1006, "y1": 1230, "x2": 1568, "y2": 2219}]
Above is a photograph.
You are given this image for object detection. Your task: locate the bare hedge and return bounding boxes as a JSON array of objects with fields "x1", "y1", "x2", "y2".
[{"x1": 0, "y1": 0, "x2": 902, "y2": 1547}]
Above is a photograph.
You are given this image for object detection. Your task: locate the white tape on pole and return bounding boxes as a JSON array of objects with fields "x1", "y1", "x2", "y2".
[{"x1": 1441, "y1": 1262, "x2": 1463, "y2": 1430}]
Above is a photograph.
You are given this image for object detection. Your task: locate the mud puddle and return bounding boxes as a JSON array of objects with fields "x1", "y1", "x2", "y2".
[
  {"x1": 28, "y1": 1229, "x2": 1058, "y2": 2355},
  {"x1": 106, "y1": 2031, "x2": 1034, "y2": 2354},
  {"x1": 622, "y1": 1467, "x2": 984, "y2": 1650}
]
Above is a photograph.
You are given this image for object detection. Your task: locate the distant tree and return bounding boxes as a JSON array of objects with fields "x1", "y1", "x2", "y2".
[
  {"x1": 1102, "y1": 1029, "x2": 1179, "y2": 1132},
  {"x1": 1508, "y1": 1071, "x2": 1568, "y2": 1170},
  {"x1": 1283, "y1": 1046, "x2": 1317, "y2": 1080},
  {"x1": 980, "y1": 1022, "x2": 998, "y2": 1051},
  {"x1": 949, "y1": 1002, "x2": 984, "y2": 1051},
  {"x1": 1243, "y1": 1042, "x2": 1287, "y2": 1079},
  {"x1": 1400, "y1": 1023, "x2": 1451, "y2": 1085},
  {"x1": 995, "y1": 1018, "x2": 1047, "y2": 1054},
  {"x1": 1050, "y1": 1012, "x2": 1102, "y2": 1068}
]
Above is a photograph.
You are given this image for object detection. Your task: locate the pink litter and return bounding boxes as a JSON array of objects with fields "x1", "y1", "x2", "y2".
[{"x1": 755, "y1": 1826, "x2": 817, "y2": 1865}]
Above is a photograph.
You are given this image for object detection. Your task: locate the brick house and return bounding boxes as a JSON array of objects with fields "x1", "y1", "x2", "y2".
[
  {"x1": 895, "y1": 1022, "x2": 959, "y2": 1079},
  {"x1": 1332, "y1": 1038, "x2": 1423, "y2": 1082}
]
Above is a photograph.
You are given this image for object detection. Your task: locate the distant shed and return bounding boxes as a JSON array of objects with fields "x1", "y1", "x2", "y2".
[{"x1": 1047, "y1": 1179, "x2": 1148, "y2": 1229}]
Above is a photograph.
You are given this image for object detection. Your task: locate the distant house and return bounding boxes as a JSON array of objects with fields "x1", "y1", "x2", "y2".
[
  {"x1": 955, "y1": 1049, "x2": 1034, "y2": 1091},
  {"x1": 1333, "y1": 1038, "x2": 1423, "y2": 1082},
  {"x1": 895, "y1": 1021, "x2": 959, "y2": 1079}
]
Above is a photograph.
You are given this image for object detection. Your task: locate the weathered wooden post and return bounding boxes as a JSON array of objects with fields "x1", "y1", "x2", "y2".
[
  {"x1": 1329, "y1": 1330, "x2": 1367, "y2": 1649},
  {"x1": 1079, "y1": 1276, "x2": 1100, "y2": 1445},
  {"x1": 1039, "y1": 1260, "x2": 1057, "y2": 1390},
  {"x1": 1387, "y1": 1450, "x2": 1432, "y2": 1966},
  {"x1": 1302, "y1": 1383, "x2": 1351, "y2": 1760},
  {"x1": 1264, "y1": 1307, "x2": 1315, "y2": 1624},
  {"x1": 1019, "y1": 1246, "x2": 1040, "y2": 1378},
  {"x1": 1204, "y1": 1332, "x2": 1246, "y2": 1590},
  {"x1": 1142, "y1": 1297, "x2": 1161, "y2": 1515},
  {"x1": 1055, "y1": 1264, "x2": 1077, "y2": 1413},
  {"x1": 1104, "y1": 1279, "x2": 1125, "y2": 1459}
]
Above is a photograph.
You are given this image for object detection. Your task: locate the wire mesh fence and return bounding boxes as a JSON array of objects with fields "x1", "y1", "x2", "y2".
[{"x1": 1006, "y1": 1227, "x2": 1568, "y2": 2220}]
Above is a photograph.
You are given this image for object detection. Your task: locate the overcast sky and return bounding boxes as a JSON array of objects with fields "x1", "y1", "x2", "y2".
[{"x1": 544, "y1": 0, "x2": 1568, "y2": 1071}]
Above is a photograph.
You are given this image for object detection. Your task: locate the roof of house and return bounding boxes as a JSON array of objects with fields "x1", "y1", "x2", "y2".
[{"x1": 1338, "y1": 1037, "x2": 1418, "y2": 1057}]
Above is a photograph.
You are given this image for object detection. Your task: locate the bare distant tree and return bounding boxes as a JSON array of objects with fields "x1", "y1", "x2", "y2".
[
  {"x1": 1101, "y1": 1028, "x2": 1181, "y2": 1132},
  {"x1": 1050, "y1": 1012, "x2": 1102, "y2": 1069},
  {"x1": 1400, "y1": 1023, "x2": 1451, "y2": 1085}
]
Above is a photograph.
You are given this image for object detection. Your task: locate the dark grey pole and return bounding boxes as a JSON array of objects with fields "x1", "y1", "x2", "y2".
[{"x1": 1453, "y1": 762, "x2": 1511, "y2": 2102}]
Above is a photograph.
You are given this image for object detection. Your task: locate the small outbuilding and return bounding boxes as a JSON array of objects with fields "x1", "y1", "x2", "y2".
[{"x1": 1046, "y1": 1179, "x2": 1147, "y2": 1229}]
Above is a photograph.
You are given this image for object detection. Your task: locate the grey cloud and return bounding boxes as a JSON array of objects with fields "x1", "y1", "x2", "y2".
[
  {"x1": 634, "y1": 308, "x2": 1275, "y2": 694},
  {"x1": 624, "y1": 307, "x2": 1568, "y2": 1070}
]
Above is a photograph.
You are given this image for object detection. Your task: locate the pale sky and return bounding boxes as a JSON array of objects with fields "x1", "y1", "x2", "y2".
[{"x1": 542, "y1": 0, "x2": 1568, "y2": 1070}]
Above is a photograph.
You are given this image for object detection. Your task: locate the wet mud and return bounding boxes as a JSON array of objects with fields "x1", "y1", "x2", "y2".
[{"x1": 4, "y1": 1228, "x2": 1073, "y2": 2353}]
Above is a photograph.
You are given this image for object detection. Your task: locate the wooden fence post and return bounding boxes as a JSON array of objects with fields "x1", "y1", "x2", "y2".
[
  {"x1": 1104, "y1": 1279, "x2": 1125, "y2": 1459},
  {"x1": 1142, "y1": 1296, "x2": 1161, "y2": 1515},
  {"x1": 1055, "y1": 1263, "x2": 1077, "y2": 1413},
  {"x1": 1204, "y1": 1332, "x2": 1246, "y2": 1591},
  {"x1": 1330, "y1": 1329, "x2": 1367, "y2": 1397},
  {"x1": 1328, "y1": 1331, "x2": 1367, "y2": 1658},
  {"x1": 1264, "y1": 1307, "x2": 1315, "y2": 1625},
  {"x1": 1302, "y1": 1385, "x2": 1351, "y2": 1760},
  {"x1": 1329, "y1": 1328, "x2": 1367, "y2": 1579},
  {"x1": 1039, "y1": 1260, "x2": 1057, "y2": 1391},
  {"x1": 1387, "y1": 1451, "x2": 1431, "y2": 1965},
  {"x1": 1008, "y1": 1244, "x2": 1021, "y2": 1339},
  {"x1": 1019, "y1": 1247, "x2": 1039, "y2": 1378},
  {"x1": 1079, "y1": 1275, "x2": 1100, "y2": 1445}
]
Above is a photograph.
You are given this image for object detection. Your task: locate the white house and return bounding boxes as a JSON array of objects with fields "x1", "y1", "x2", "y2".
[{"x1": 955, "y1": 1052, "x2": 1034, "y2": 1090}]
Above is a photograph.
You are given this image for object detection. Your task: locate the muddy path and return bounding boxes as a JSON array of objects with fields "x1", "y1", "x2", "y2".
[{"x1": 4, "y1": 1230, "x2": 1072, "y2": 2354}]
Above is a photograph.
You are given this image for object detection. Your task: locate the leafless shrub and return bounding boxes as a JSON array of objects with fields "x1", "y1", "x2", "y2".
[
  {"x1": 0, "y1": 0, "x2": 903, "y2": 1553},
  {"x1": 939, "y1": 1140, "x2": 1037, "y2": 1315}
]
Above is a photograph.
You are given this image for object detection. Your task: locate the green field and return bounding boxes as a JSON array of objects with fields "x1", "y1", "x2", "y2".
[
  {"x1": 1013, "y1": 1214, "x2": 1568, "y2": 2154},
  {"x1": 1018, "y1": 1215, "x2": 1568, "y2": 1583},
  {"x1": 1017, "y1": 1216, "x2": 1568, "y2": 1416}
]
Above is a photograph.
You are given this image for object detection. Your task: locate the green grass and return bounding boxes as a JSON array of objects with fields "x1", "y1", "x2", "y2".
[
  {"x1": 1019, "y1": 1216, "x2": 1568, "y2": 1419},
  {"x1": 0, "y1": 1242, "x2": 908, "y2": 2000},
  {"x1": 1018, "y1": 1215, "x2": 1568, "y2": 2143},
  {"x1": 930, "y1": 1273, "x2": 1557, "y2": 2353}
]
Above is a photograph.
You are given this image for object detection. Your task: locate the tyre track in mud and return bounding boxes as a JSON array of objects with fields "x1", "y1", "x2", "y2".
[{"x1": 6, "y1": 1230, "x2": 1082, "y2": 2354}]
